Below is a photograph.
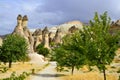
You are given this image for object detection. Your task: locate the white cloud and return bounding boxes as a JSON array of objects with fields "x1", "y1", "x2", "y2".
[{"x1": 1, "y1": 0, "x2": 120, "y2": 35}]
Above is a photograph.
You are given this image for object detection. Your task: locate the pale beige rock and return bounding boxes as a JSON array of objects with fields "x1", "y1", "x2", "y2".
[
  {"x1": 12, "y1": 14, "x2": 34, "y2": 53},
  {"x1": 13, "y1": 14, "x2": 24, "y2": 36},
  {"x1": 33, "y1": 29, "x2": 43, "y2": 50},
  {"x1": 58, "y1": 20, "x2": 83, "y2": 34},
  {"x1": 42, "y1": 27, "x2": 50, "y2": 49},
  {"x1": 49, "y1": 32, "x2": 55, "y2": 43},
  {"x1": 0, "y1": 37, "x2": 2, "y2": 46},
  {"x1": 22, "y1": 15, "x2": 28, "y2": 28},
  {"x1": 68, "y1": 25, "x2": 79, "y2": 33},
  {"x1": 53, "y1": 29, "x2": 62, "y2": 44}
]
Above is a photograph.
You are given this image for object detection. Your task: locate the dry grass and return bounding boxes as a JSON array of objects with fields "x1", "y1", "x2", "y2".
[
  {"x1": 0, "y1": 62, "x2": 47, "y2": 79},
  {"x1": 60, "y1": 72, "x2": 118, "y2": 80}
]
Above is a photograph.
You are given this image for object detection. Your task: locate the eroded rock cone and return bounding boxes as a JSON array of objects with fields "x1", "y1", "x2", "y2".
[
  {"x1": 13, "y1": 14, "x2": 24, "y2": 36},
  {"x1": 12, "y1": 14, "x2": 34, "y2": 53},
  {"x1": 53, "y1": 29, "x2": 62, "y2": 44},
  {"x1": 33, "y1": 29, "x2": 43, "y2": 50},
  {"x1": 0, "y1": 37, "x2": 3, "y2": 46},
  {"x1": 42, "y1": 27, "x2": 50, "y2": 49}
]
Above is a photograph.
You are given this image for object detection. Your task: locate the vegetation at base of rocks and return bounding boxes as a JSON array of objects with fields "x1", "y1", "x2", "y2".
[
  {"x1": 0, "y1": 34, "x2": 28, "y2": 68},
  {"x1": 53, "y1": 12, "x2": 120, "y2": 80},
  {"x1": 0, "y1": 71, "x2": 30, "y2": 80},
  {"x1": 36, "y1": 43, "x2": 50, "y2": 57}
]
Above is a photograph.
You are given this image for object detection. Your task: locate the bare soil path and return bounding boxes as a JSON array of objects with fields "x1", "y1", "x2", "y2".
[{"x1": 31, "y1": 61, "x2": 64, "y2": 80}]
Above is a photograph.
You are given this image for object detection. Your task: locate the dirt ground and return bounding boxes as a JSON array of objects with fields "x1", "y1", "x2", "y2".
[{"x1": 0, "y1": 62, "x2": 47, "y2": 79}]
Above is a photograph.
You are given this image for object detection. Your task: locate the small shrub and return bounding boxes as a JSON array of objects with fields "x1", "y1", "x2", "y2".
[
  {"x1": 111, "y1": 66, "x2": 116, "y2": 69},
  {"x1": 0, "y1": 71, "x2": 30, "y2": 80},
  {"x1": 31, "y1": 68, "x2": 35, "y2": 74},
  {"x1": 117, "y1": 69, "x2": 120, "y2": 73}
]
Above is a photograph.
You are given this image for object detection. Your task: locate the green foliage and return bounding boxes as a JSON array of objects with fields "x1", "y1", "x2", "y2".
[
  {"x1": 54, "y1": 12, "x2": 120, "y2": 78},
  {"x1": 0, "y1": 34, "x2": 28, "y2": 68},
  {"x1": 0, "y1": 67, "x2": 8, "y2": 73},
  {"x1": 83, "y1": 12, "x2": 120, "y2": 80},
  {"x1": 36, "y1": 44, "x2": 49, "y2": 57},
  {"x1": 54, "y1": 33, "x2": 87, "y2": 75},
  {"x1": 117, "y1": 68, "x2": 120, "y2": 73},
  {"x1": 87, "y1": 12, "x2": 119, "y2": 68},
  {"x1": 0, "y1": 71, "x2": 30, "y2": 80}
]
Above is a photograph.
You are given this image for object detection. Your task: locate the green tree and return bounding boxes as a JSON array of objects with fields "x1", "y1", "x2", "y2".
[
  {"x1": 36, "y1": 44, "x2": 49, "y2": 57},
  {"x1": 0, "y1": 34, "x2": 28, "y2": 68},
  {"x1": 84, "y1": 12, "x2": 120, "y2": 80},
  {"x1": 54, "y1": 34, "x2": 86, "y2": 75}
]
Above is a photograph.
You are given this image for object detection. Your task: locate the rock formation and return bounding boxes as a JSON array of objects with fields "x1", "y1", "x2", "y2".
[
  {"x1": 68, "y1": 25, "x2": 79, "y2": 33},
  {"x1": 57, "y1": 20, "x2": 83, "y2": 34},
  {"x1": 49, "y1": 32, "x2": 55, "y2": 43},
  {"x1": 13, "y1": 14, "x2": 24, "y2": 36},
  {"x1": 42, "y1": 27, "x2": 50, "y2": 49},
  {"x1": 32, "y1": 29, "x2": 42, "y2": 50},
  {"x1": 53, "y1": 29, "x2": 62, "y2": 44},
  {"x1": 110, "y1": 20, "x2": 120, "y2": 34},
  {"x1": 12, "y1": 15, "x2": 83, "y2": 51},
  {"x1": 0, "y1": 37, "x2": 2, "y2": 46},
  {"x1": 13, "y1": 15, "x2": 34, "y2": 53}
]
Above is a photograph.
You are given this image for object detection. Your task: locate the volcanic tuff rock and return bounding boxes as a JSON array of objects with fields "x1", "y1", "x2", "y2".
[
  {"x1": 53, "y1": 29, "x2": 62, "y2": 44},
  {"x1": 0, "y1": 37, "x2": 2, "y2": 46},
  {"x1": 12, "y1": 15, "x2": 83, "y2": 52},
  {"x1": 42, "y1": 27, "x2": 50, "y2": 49},
  {"x1": 32, "y1": 29, "x2": 42, "y2": 50},
  {"x1": 57, "y1": 20, "x2": 83, "y2": 34},
  {"x1": 12, "y1": 14, "x2": 34, "y2": 53},
  {"x1": 110, "y1": 20, "x2": 120, "y2": 34}
]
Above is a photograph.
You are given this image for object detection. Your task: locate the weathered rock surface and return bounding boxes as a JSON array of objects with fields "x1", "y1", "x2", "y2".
[
  {"x1": 12, "y1": 15, "x2": 34, "y2": 53},
  {"x1": 32, "y1": 29, "x2": 42, "y2": 50},
  {"x1": 57, "y1": 20, "x2": 83, "y2": 34},
  {"x1": 42, "y1": 27, "x2": 50, "y2": 49},
  {"x1": 0, "y1": 37, "x2": 2, "y2": 46},
  {"x1": 53, "y1": 29, "x2": 62, "y2": 44},
  {"x1": 12, "y1": 15, "x2": 83, "y2": 51}
]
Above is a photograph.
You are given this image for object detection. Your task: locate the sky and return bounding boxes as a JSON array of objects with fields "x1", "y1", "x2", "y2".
[{"x1": 0, "y1": 0, "x2": 120, "y2": 35}]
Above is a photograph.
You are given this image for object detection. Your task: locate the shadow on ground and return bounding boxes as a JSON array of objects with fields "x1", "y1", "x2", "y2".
[{"x1": 32, "y1": 73, "x2": 66, "y2": 78}]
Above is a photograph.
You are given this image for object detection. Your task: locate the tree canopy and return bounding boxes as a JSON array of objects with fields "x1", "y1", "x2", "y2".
[
  {"x1": 36, "y1": 44, "x2": 50, "y2": 57},
  {"x1": 53, "y1": 12, "x2": 120, "y2": 79},
  {"x1": 0, "y1": 34, "x2": 28, "y2": 68}
]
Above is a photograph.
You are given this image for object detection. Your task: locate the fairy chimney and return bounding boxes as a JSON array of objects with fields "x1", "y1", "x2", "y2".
[
  {"x1": 33, "y1": 29, "x2": 43, "y2": 50},
  {"x1": 49, "y1": 32, "x2": 55, "y2": 43},
  {"x1": 22, "y1": 15, "x2": 28, "y2": 28},
  {"x1": 13, "y1": 14, "x2": 24, "y2": 36},
  {"x1": 13, "y1": 14, "x2": 34, "y2": 53},
  {"x1": 0, "y1": 37, "x2": 3, "y2": 46},
  {"x1": 42, "y1": 27, "x2": 50, "y2": 49},
  {"x1": 53, "y1": 29, "x2": 62, "y2": 44}
]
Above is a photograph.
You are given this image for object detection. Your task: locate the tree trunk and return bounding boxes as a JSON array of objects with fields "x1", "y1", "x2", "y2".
[
  {"x1": 103, "y1": 68, "x2": 106, "y2": 80},
  {"x1": 9, "y1": 60, "x2": 12, "y2": 68},
  {"x1": 71, "y1": 66, "x2": 74, "y2": 75}
]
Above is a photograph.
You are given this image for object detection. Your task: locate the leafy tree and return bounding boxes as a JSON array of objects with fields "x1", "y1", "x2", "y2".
[
  {"x1": 83, "y1": 12, "x2": 120, "y2": 80},
  {"x1": 54, "y1": 34, "x2": 87, "y2": 75},
  {"x1": 0, "y1": 34, "x2": 28, "y2": 68},
  {"x1": 36, "y1": 44, "x2": 49, "y2": 57}
]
